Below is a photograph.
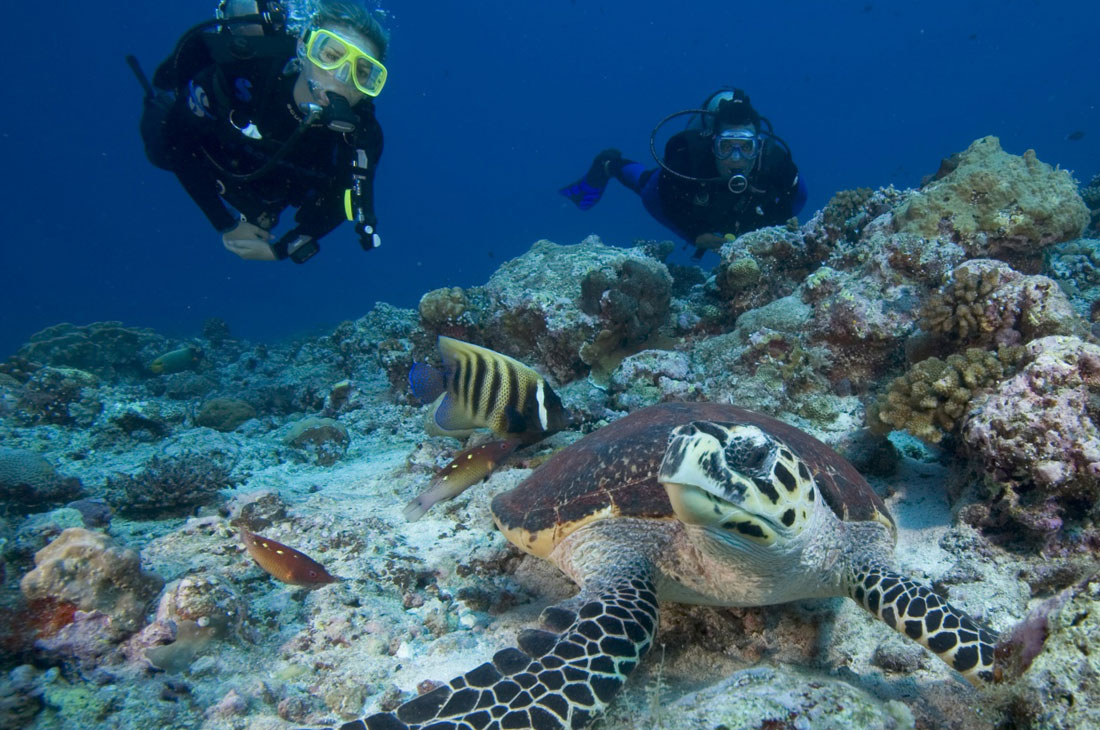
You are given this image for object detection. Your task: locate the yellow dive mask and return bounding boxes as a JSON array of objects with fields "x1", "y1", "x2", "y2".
[{"x1": 305, "y1": 28, "x2": 387, "y2": 97}]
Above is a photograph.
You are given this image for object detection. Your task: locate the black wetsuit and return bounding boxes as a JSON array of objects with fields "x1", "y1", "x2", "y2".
[
  {"x1": 142, "y1": 31, "x2": 383, "y2": 247},
  {"x1": 615, "y1": 129, "x2": 804, "y2": 243}
]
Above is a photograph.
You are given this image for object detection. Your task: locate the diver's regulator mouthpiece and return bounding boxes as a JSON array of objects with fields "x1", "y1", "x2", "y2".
[
  {"x1": 322, "y1": 92, "x2": 357, "y2": 133},
  {"x1": 300, "y1": 91, "x2": 357, "y2": 133}
]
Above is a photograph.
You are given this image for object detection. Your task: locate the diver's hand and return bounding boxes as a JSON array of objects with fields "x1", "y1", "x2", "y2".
[
  {"x1": 222, "y1": 221, "x2": 276, "y2": 261},
  {"x1": 693, "y1": 232, "x2": 729, "y2": 251}
]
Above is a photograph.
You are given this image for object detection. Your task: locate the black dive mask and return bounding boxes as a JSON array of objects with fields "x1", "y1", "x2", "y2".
[{"x1": 321, "y1": 91, "x2": 357, "y2": 133}]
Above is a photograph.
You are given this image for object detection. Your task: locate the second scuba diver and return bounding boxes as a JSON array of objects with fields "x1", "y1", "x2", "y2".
[
  {"x1": 561, "y1": 88, "x2": 807, "y2": 258},
  {"x1": 134, "y1": 0, "x2": 387, "y2": 263}
]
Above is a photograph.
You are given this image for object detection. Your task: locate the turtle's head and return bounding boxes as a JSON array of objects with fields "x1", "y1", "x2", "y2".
[{"x1": 658, "y1": 421, "x2": 817, "y2": 548}]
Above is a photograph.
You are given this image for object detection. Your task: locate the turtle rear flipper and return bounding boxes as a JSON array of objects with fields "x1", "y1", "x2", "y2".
[
  {"x1": 334, "y1": 562, "x2": 658, "y2": 730},
  {"x1": 847, "y1": 561, "x2": 998, "y2": 685}
]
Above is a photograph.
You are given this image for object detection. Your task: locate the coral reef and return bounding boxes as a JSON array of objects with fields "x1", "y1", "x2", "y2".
[
  {"x1": 1082, "y1": 172, "x2": 1100, "y2": 235},
  {"x1": 869, "y1": 348, "x2": 1014, "y2": 444},
  {"x1": 16, "y1": 322, "x2": 169, "y2": 380},
  {"x1": 714, "y1": 225, "x2": 814, "y2": 319},
  {"x1": 894, "y1": 136, "x2": 1089, "y2": 266},
  {"x1": 0, "y1": 448, "x2": 83, "y2": 515},
  {"x1": 14, "y1": 367, "x2": 102, "y2": 426},
  {"x1": 6, "y1": 135, "x2": 1100, "y2": 728},
  {"x1": 920, "y1": 259, "x2": 1083, "y2": 348},
  {"x1": 20, "y1": 528, "x2": 164, "y2": 638},
  {"x1": 283, "y1": 417, "x2": 349, "y2": 466},
  {"x1": 1044, "y1": 238, "x2": 1100, "y2": 322},
  {"x1": 196, "y1": 397, "x2": 256, "y2": 432},
  {"x1": 961, "y1": 336, "x2": 1100, "y2": 545},
  {"x1": 103, "y1": 453, "x2": 239, "y2": 518}
]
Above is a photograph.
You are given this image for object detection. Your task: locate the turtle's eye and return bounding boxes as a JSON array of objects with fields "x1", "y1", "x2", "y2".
[{"x1": 725, "y1": 438, "x2": 772, "y2": 475}]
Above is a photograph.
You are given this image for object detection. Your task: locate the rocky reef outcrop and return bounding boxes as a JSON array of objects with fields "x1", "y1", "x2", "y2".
[
  {"x1": 20, "y1": 528, "x2": 164, "y2": 638},
  {"x1": 894, "y1": 135, "x2": 1088, "y2": 267}
]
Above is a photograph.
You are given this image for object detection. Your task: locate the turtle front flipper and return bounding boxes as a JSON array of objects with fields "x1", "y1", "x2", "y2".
[
  {"x1": 847, "y1": 561, "x2": 998, "y2": 685},
  {"x1": 327, "y1": 562, "x2": 659, "y2": 730}
]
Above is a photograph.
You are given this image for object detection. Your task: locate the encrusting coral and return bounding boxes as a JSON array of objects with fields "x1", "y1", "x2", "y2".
[
  {"x1": 894, "y1": 136, "x2": 1089, "y2": 265},
  {"x1": 577, "y1": 256, "x2": 673, "y2": 375},
  {"x1": 961, "y1": 336, "x2": 1100, "y2": 543},
  {"x1": 20, "y1": 528, "x2": 164, "y2": 638}
]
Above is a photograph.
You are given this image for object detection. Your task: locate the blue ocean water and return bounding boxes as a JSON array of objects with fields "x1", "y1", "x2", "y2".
[{"x1": 2, "y1": 0, "x2": 1096, "y2": 357}]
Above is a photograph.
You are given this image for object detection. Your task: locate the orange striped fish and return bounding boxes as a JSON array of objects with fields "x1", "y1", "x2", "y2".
[
  {"x1": 404, "y1": 440, "x2": 519, "y2": 521},
  {"x1": 239, "y1": 529, "x2": 339, "y2": 586}
]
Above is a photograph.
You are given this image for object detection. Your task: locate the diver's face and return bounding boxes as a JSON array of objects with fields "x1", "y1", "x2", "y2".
[
  {"x1": 715, "y1": 124, "x2": 758, "y2": 177},
  {"x1": 298, "y1": 25, "x2": 381, "y2": 107}
]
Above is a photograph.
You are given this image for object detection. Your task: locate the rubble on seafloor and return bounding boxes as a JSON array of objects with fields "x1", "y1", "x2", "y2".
[{"x1": 1, "y1": 137, "x2": 1099, "y2": 729}]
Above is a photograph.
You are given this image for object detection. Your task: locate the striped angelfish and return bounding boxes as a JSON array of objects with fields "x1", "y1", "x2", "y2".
[{"x1": 409, "y1": 336, "x2": 570, "y2": 441}]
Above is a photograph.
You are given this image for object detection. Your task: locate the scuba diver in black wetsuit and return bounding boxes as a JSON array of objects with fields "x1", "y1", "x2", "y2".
[
  {"x1": 130, "y1": 0, "x2": 387, "y2": 264},
  {"x1": 561, "y1": 88, "x2": 807, "y2": 259}
]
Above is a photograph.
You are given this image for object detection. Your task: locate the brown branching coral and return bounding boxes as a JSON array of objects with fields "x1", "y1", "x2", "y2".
[
  {"x1": 921, "y1": 262, "x2": 1011, "y2": 342},
  {"x1": 822, "y1": 187, "x2": 873, "y2": 236},
  {"x1": 104, "y1": 452, "x2": 240, "y2": 518},
  {"x1": 870, "y1": 347, "x2": 1019, "y2": 444},
  {"x1": 921, "y1": 259, "x2": 1082, "y2": 348}
]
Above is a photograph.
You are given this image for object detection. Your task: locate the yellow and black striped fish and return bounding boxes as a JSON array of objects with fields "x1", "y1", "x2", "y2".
[{"x1": 409, "y1": 336, "x2": 569, "y2": 440}]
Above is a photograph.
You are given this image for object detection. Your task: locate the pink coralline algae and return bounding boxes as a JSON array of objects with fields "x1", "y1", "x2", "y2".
[{"x1": 962, "y1": 336, "x2": 1100, "y2": 542}]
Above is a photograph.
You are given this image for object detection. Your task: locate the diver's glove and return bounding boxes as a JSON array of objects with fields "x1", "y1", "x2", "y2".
[{"x1": 357, "y1": 223, "x2": 381, "y2": 251}]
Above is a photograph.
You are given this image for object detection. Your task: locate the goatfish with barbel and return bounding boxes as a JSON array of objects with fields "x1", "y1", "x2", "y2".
[{"x1": 408, "y1": 336, "x2": 570, "y2": 441}]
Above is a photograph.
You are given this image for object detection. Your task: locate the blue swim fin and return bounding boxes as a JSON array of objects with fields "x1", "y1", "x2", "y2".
[
  {"x1": 559, "y1": 149, "x2": 621, "y2": 211},
  {"x1": 559, "y1": 177, "x2": 608, "y2": 211}
]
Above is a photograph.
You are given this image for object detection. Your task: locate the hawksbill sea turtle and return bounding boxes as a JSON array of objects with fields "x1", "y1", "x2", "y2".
[{"x1": 323, "y1": 402, "x2": 998, "y2": 730}]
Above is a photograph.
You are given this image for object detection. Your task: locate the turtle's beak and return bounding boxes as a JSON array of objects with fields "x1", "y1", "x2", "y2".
[{"x1": 659, "y1": 428, "x2": 780, "y2": 546}]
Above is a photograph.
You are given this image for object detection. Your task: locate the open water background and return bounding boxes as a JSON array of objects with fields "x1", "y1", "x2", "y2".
[{"x1": 2, "y1": 0, "x2": 1096, "y2": 356}]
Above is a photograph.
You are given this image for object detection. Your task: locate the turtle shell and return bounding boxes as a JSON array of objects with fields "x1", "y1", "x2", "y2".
[{"x1": 492, "y1": 401, "x2": 895, "y2": 558}]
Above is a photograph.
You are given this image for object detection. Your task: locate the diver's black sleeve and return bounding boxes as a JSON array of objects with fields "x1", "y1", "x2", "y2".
[
  {"x1": 291, "y1": 107, "x2": 384, "y2": 241},
  {"x1": 757, "y1": 144, "x2": 801, "y2": 223},
  {"x1": 159, "y1": 84, "x2": 239, "y2": 233}
]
